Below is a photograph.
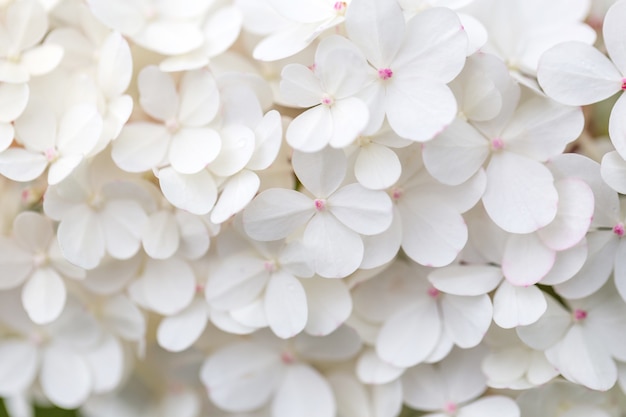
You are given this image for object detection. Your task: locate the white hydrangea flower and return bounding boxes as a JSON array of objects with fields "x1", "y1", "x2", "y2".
[
  {"x1": 402, "y1": 347, "x2": 520, "y2": 417},
  {"x1": 0, "y1": 211, "x2": 85, "y2": 324},
  {"x1": 42, "y1": 157, "x2": 154, "y2": 270},
  {"x1": 517, "y1": 285, "x2": 626, "y2": 391},
  {"x1": 0, "y1": 0, "x2": 63, "y2": 83},
  {"x1": 280, "y1": 35, "x2": 370, "y2": 152},
  {"x1": 345, "y1": 0, "x2": 467, "y2": 140},
  {"x1": 353, "y1": 260, "x2": 492, "y2": 368},
  {"x1": 200, "y1": 327, "x2": 361, "y2": 417},
  {"x1": 0, "y1": 292, "x2": 129, "y2": 410},
  {"x1": 243, "y1": 147, "x2": 392, "y2": 278},
  {"x1": 250, "y1": 0, "x2": 351, "y2": 61}
]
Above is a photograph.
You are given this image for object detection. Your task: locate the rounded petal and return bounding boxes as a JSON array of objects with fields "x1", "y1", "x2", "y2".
[
  {"x1": 273, "y1": 365, "x2": 335, "y2": 417},
  {"x1": 286, "y1": 105, "x2": 333, "y2": 152},
  {"x1": 0, "y1": 340, "x2": 37, "y2": 396},
  {"x1": 142, "y1": 211, "x2": 180, "y2": 260},
  {"x1": 243, "y1": 188, "x2": 314, "y2": 241},
  {"x1": 101, "y1": 200, "x2": 146, "y2": 260},
  {"x1": 376, "y1": 300, "x2": 441, "y2": 367},
  {"x1": 21, "y1": 268, "x2": 66, "y2": 325},
  {"x1": 280, "y1": 64, "x2": 323, "y2": 108},
  {"x1": 354, "y1": 142, "x2": 401, "y2": 190},
  {"x1": 399, "y1": 197, "x2": 467, "y2": 267},
  {"x1": 537, "y1": 179, "x2": 594, "y2": 251},
  {"x1": 423, "y1": 119, "x2": 489, "y2": 185},
  {"x1": 111, "y1": 123, "x2": 170, "y2": 172},
  {"x1": 292, "y1": 146, "x2": 347, "y2": 197},
  {"x1": 84, "y1": 335, "x2": 124, "y2": 394},
  {"x1": 502, "y1": 233, "x2": 556, "y2": 286},
  {"x1": 603, "y1": 0, "x2": 626, "y2": 75},
  {"x1": 441, "y1": 294, "x2": 492, "y2": 348},
  {"x1": 537, "y1": 42, "x2": 621, "y2": 106},
  {"x1": 265, "y1": 271, "x2": 307, "y2": 338},
  {"x1": 356, "y1": 349, "x2": 404, "y2": 385},
  {"x1": 177, "y1": 69, "x2": 220, "y2": 126},
  {"x1": 493, "y1": 281, "x2": 547, "y2": 328},
  {"x1": 302, "y1": 278, "x2": 352, "y2": 336},
  {"x1": 142, "y1": 257, "x2": 196, "y2": 316},
  {"x1": 135, "y1": 21, "x2": 204, "y2": 55},
  {"x1": 40, "y1": 345, "x2": 91, "y2": 409},
  {"x1": 157, "y1": 298, "x2": 208, "y2": 352},
  {"x1": 386, "y1": 79, "x2": 457, "y2": 142},
  {"x1": 210, "y1": 169, "x2": 260, "y2": 224},
  {"x1": 483, "y1": 152, "x2": 558, "y2": 234},
  {"x1": 608, "y1": 93, "x2": 626, "y2": 161},
  {"x1": 158, "y1": 167, "x2": 217, "y2": 215},
  {"x1": 428, "y1": 265, "x2": 502, "y2": 296},
  {"x1": 57, "y1": 206, "x2": 105, "y2": 270},
  {"x1": 344, "y1": 0, "x2": 404, "y2": 68},
  {"x1": 458, "y1": 396, "x2": 520, "y2": 417},
  {"x1": 200, "y1": 342, "x2": 282, "y2": 412},
  {"x1": 169, "y1": 127, "x2": 221, "y2": 174},
  {"x1": 138, "y1": 66, "x2": 179, "y2": 121},
  {"x1": 209, "y1": 125, "x2": 254, "y2": 177},
  {"x1": 0, "y1": 148, "x2": 47, "y2": 182},
  {"x1": 329, "y1": 183, "x2": 392, "y2": 235},
  {"x1": 0, "y1": 82, "x2": 29, "y2": 123},
  {"x1": 97, "y1": 31, "x2": 133, "y2": 97},
  {"x1": 304, "y1": 212, "x2": 364, "y2": 278}
]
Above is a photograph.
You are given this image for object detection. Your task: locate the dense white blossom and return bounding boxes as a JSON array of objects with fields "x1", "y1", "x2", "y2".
[{"x1": 0, "y1": 0, "x2": 625, "y2": 415}]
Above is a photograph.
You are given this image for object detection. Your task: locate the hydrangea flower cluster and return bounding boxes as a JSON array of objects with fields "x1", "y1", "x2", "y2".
[{"x1": 1, "y1": 0, "x2": 626, "y2": 416}]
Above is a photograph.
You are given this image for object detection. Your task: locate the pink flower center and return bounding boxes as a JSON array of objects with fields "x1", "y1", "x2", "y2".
[
  {"x1": 427, "y1": 287, "x2": 440, "y2": 298},
  {"x1": 264, "y1": 260, "x2": 277, "y2": 272},
  {"x1": 165, "y1": 118, "x2": 180, "y2": 133},
  {"x1": 195, "y1": 284, "x2": 205, "y2": 293},
  {"x1": 391, "y1": 187, "x2": 403, "y2": 201},
  {"x1": 573, "y1": 308, "x2": 587, "y2": 321},
  {"x1": 444, "y1": 402, "x2": 458, "y2": 414},
  {"x1": 378, "y1": 68, "x2": 393, "y2": 80},
  {"x1": 334, "y1": 1, "x2": 347, "y2": 11},
  {"x1": 622, "y1": 78, "x2": 626, "y2": 90},
  {"x1": 45, "y1": 147, "x2": 58, "y2": 162},
  {"x1": 314, "y1": 199, "x2": 326, "y2": 211},
  {"x1": 614, "y1": 223, "x2": 625, "y2": 237},
  {"x1": 491, "y1": 137, "x2": 504, "y2": 150},
  {"x1": 321, "y1": 94, "x2": 334, "y2": 106},
  {"x1": 281, "y1": 351, "x2": 295, "y2": 364}
]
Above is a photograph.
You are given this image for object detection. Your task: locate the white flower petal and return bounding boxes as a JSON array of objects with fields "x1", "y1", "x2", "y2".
[
  {"x1": 386, "y1": 79, "x2": 457, "y2": 142},
  {"x1": 84, "y1": 335, "x2": 124, "y2": 394},
  {"x1": 57, "y1": 206, "x2": 105, "y2": 270},
  {"x1": 0, "y1": 340, "x2": 37, "y2": 396},
  {"x1": 142, "y1": 211, "x2": 180, "y2": 260},
  {"x1": 209, "y1": 125, "x2": 254, "y2": 177},
  {"x1": 484, "y1": 152, "x2": 558, "y2": 233},
  {"x1": 441, "y1": 294, "x2": 492, "y2": 348},
  {"x1": 40, "y1": 345, "x2": 91, "y2": 409},
  {"x1": 376, "y1": 300, "x2": 441, "y2": 367},
  {"x1": 286, "y1": 105, "x2": 333, "y2": 152},
  {"x1": 345, "y1": 0, "x2": 404, "y2": 68},
  {"x1": 355, "y1": 143, "x2": 401, "y2": 190},
  {"x1": 169, "y1": 127, "x2": 221, "y2": 174},
  {"x1": 608, "y1": 93, "x2": 626, "y2": 161},
  {"x1": 356, "y1": 348, "x2": 405, "y2": 385},
  {"x1": 0, "y1": 82, "x2": 29, "y2": 123},
  {"x1": 142, "y1": 258, "x2": 196, "y2": 315},
  {"x1": 458, "y1": 396, "x2": 520, "y2": 417},
  {"x1": 200, "y1": 342, "x2": 282, "y2": 412},
  {"x1": 603, "y1": 0, "x2": 626, "y2": 75},
  {"x1": 302, "y1": 278, "x2": 352, "y2": 336},
  {"x1": 292, "y1": 147, "x2": 347, "y2": 197},
  {"x1": 157, "y1": 298, "x2": 208, "y2": 352},
  {"x1": 111, "y1": 123, "x2": 170, "y2": 172},
  {"x1": 429, "y1": 265, "x2": 502, "y2": 296},
  {"x1": 273, "y1": 365, "x2": 335, "y2": 417},
  {"x1": 21, "y1": 267, "x2": 65, "y2": 325},
  {"x1": 243, "y1": 188, "x2": 314, "y2": 241},
  {"x1": 329, "y1": 183, "x2": 392, "y2": 235},
  {"x1": 502, "y1": 233, "x2": 556, "y2": 286},
  {"x1": 0, "y1": 148, "x2": 47, "y2": 182},
  {"x1": 493, "y1": 281, "x2": 547, "y2": 328},
  {"x1": 265, "y1": 271, "x2": 307, "y2": 338},
  {"x1": 138, "y1": 66, "x2": 179, "y2": 121},
  {"x1": 538, "y1": 42, "x2": 622, "y2": 105},
  {"x1": 97, "y1": 31, "x2": 132, "y2": 98},
  {"x1": 159, "y1": 167, "x2": 217, "y2": 215},
  {"x1": 211, "y1": 170, "x2": 260, "y2": 224},
  {"x1": 20, "y1": 44, "x2": 63, "y2": 77},
  {"x1": 177, "y1": 69, "x2": 220, "y2": 126},
  {"x1": 304, "y1": 212, "x2": 364, "y2": 278}
]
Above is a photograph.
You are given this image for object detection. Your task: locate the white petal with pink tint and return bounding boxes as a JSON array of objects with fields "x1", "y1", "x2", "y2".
[{"x1": 502, "y1": 233, "x2": 555, "y2": 286}]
